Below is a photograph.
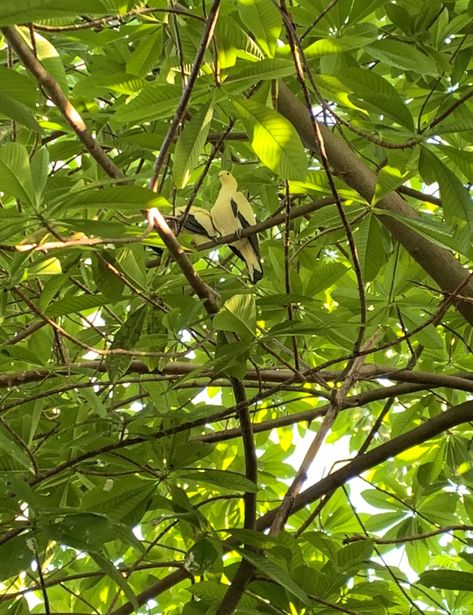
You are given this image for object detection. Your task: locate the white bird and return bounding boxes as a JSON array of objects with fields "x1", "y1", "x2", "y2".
[
  {"x1": 210, "y1": 170, "x2": 263, "y2": 284},
  {"x1": 177, "y1": 205, "x2": 217, "y2": 244}
]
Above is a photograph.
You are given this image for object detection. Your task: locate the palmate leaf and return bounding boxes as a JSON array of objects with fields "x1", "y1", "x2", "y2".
[{"x1": 232, "y1": 97, "x2": 307, "y2": 180}]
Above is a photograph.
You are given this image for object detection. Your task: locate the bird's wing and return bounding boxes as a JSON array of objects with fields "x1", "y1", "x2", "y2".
[
  {"x1": 230, "y1": 196, "x2": 260, "y2": 257},
  {"x1": 177, "y1": 206, "x2": 217, "y2": 238},
  {"x1": 233, "y1": 191, "x2": 257, "y2": 225}
]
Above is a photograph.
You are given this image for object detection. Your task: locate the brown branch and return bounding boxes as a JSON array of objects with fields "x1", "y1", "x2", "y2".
[
  {"x1": 147, "y1": 208, "x2": 220, "y2": 313},
  {"x1": 269, "y1": 329, "x2": 381, "y2": 535},
  {"x1": 2, "y1": 27, "x2": 123, "y2": 181},
  {"x1": 3, "y1": 360, "x2": 473, "y2": 395},
  {"x1": 345, "y1": 525, "x2": 473, "y2": 545},
  {"x1": 231, "y1": 378, "x2": 257, "y2": 529},
  {"x1": 32, "y1": 6, "x2": 205, "y2": 31},
  {"x1": 425, "y1": 88, "x2": 473, "y2": 133},
  {"x1": 109, "y1": 568, "x2": 191, "y2": 615},
  {"x1": 256, "y1": 399, "x2": 473, "y2": 530}
]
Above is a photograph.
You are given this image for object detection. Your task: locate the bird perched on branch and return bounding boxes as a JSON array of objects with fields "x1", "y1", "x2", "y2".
[
  {"x1": 176, "y1": 205, "x2": 217, "y2": 243},
  {"x1": 149, "y1": 206, "x2": 216, "y2": 256},
  {"x1": 210, "y1": 170, "x2": 263, "y2": 284}
]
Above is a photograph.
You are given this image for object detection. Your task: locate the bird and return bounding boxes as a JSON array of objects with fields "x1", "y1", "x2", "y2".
[
  {"x1": 149, "y1": 206, "x2": 216, "y2": 257},
  {"x1": 210, "y1": 170, "x2": 263, "y2": 284},
  {"x1": 176, "y1": 205, "x2": 217, "y2": 244}
]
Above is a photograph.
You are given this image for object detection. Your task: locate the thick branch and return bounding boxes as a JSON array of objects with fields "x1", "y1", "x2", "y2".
[
  {"x1": 256, "y1": 400, "x2": 473, "y2": 529},
  {"x1": 276, "y1": 82, "x2": 473, "y2": 326}
]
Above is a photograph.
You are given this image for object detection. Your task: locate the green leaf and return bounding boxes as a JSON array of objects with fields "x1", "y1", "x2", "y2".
[
  {"x1": 27, "y1": 256, "x2": 62, "y2": 277},
  {"x1": 236, "y1": 548, "x2": 312, "y2": 605},
  {"x1": 373, "y1": 165, "x2": 415, "y2": 204},
  {"x1": 226, "y1": 58, "x2": 295, "y2": 86},
  {"x1": 336, "y1": 540, "x2": 374, "y2": 572},
  {"x1": 213, "y1": 294, "x2": 256, "y2": 337},
  {"x1": 30, "y1": 148, "x2": 49, "y2": 200},
  {"x1": 126, "y1": 27, "x2": 163, "y2": 77},
  {"x1": 232, "y1": 97, "x2": 307, "y2": 180},
  {"x1": 66, "y1": 186, "x2": 171, "y2": 212},
  {"x1": 366, "y1": 40, "x2": 439, "y2": 75},
  {"x1": 0, "y1": 425, "x2": 33, "y2": 471},
  {"x1": 419, "y1": 570, "x2": 473, "y2": 591},
  {"x1": 73, "y1": 73, "x2": 147, "y2": 98},
  {"x1": 31, "y1": 29, "x2": 69, "y2": 94},
  {"x1": 354, "y1": 214, "x2": 387, "y2": 283},
  {"x1": 112, "y1": 84, "x2": 184, "y2": 124},
  {"x1": 0, "y1": 66, "x2": 38, "y2": 107},
  {"x1": 0, "y1": 535, "x2": 34, "y2": 581},
  {"x1": 106, "y1": 305, "x2": 148, "y2": 381},
  {"x1": 237, "y1": 0, "x2": 281, "y2": 57},
  {"x1": 47, "y1": 294, "x2": 110, "y2": 317},
  {"x1": 303, "y1": 24, "x2": 378, "y2": 57},
  {"x1": 337, "y1": 68, "x2": 414, "y2": 131},
  {"x1": 182, "y1": 469, "x2": 257, "y2": 493},
  {"x1": 420, "y1": 148, "x2": 473, "y2": 238},
  {"x1": 0, "y1": 91, "x2": 39, "y2": 132},
  {"x1": 173, "y1": 101, "x2": 214, "y2": 189},
  {"x1": 81, "y1": 477, "x2": 156, "y2": 526},
  {"x1": 0, "y1": 0, "x2": 108, "y2": 24},
  {"x1": 91, "y1": 551, "x2": 139, "y2": 611},
  {"x1": 186, "y1": 538, "x2": 221, "y2": 573},
  {"x1": 51, "y1": 513, "x2": 114, "y2": 551},
  {"x1": 306, "y1": 262, "x2": 349, "y2": 294},
  {"x1": 0, "y1": 142, "x2": 36, "y2": 207}
]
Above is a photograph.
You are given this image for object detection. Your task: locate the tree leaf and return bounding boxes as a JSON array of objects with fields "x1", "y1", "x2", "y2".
[
  {"x1": 173, "y1": 101, "x2": 214, "y2": 189},
  {"x1": 237, "y1": 0, "x2": 281, "y2": 57},
  {"x1": 419, "y1": 570, "x2": 473, "y2": 591},
  {"x1": 0, "y1": 0, "x2": 108, "y2": 24},
  {"x1": 0, "y1": 142, "x2": 36, "y2": 207},
  {"x1": 66, "y1": 186, "x2": 171, "y2": 212},
  {"x1": 337, "y1": 68, "x2": 414, "y2": 131},
  {"x1": 236, "y1": 548, "x2": 312, "y2": 605},
  {"x1": 366, "y1": 40, "x2": 440, "y2": 75},
  {"x1": 354, "y1": 214, "x2": 388, "y2": 283},
  {"x1": 213, "y1": 294, "x2": 256, "y2": 337},
  {"x1": 232, "y1": 97, "x2": 307, "y2": 180}
]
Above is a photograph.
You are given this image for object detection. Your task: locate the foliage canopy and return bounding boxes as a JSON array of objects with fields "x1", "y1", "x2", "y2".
[{"x1": 1, "y1": 1, "x2": 473, "y2": 614}]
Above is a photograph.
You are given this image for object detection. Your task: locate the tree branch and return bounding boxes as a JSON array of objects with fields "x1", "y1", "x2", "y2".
[{"x1": 2, "y1": 26, "x2": 123, "y2": 180}]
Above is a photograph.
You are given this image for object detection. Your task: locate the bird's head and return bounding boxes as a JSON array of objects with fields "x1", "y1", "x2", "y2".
[{"x1": 218, "y1": 170, "x2": 238, "y2": 191}]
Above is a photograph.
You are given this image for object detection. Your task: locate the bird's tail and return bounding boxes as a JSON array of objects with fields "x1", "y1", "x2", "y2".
[{"x1": 229, "y1": 240, "x2": 263, "y2": 284}]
